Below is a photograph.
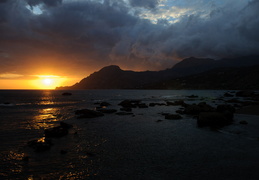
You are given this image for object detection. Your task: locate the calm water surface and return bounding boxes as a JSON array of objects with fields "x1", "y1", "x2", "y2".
[{"x1": 0, "y1": 90, "x2": 258, "y2": 179}]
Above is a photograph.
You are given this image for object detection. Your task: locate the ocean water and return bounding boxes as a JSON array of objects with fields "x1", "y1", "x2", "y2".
[{"x1": 0, "y1": 90, "x2": 259, "y2": 179}]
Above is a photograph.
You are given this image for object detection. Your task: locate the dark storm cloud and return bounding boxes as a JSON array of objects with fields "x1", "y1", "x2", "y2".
[
  {"x1": 129, "y1": 0, "x2": 159, "y2": 9},
  {"x1": 26, "y1": 0, "x2": 62, "y2": 7},
  {"x1": 0, "y1": 0, "x2": 259, "y2": 76}
]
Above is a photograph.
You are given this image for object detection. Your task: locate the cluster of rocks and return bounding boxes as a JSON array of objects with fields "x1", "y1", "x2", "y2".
[
  {"x1": 73, "y1": 90, "x2": 259, "y2": 128},
  {"x1": 27, "y1": 122, "x2": 73, "y2": 152}
]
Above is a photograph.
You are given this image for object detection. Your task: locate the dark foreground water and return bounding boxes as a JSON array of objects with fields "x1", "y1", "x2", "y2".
[{"x1": 0, "y1": 90, "x2": 259, "y2": 179}]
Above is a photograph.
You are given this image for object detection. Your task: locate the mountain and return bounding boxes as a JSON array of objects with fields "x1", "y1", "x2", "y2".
[
  {"x1": 147, "y1": 65, "x2": 259, "y2": 90},
  {"x1": 56, "y1": 55, "x2": 259, "y2": 90}
]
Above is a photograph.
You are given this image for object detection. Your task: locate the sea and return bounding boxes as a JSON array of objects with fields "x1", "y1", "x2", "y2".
[{"x1": 0, "y1": 90, "x2": 259, "y2": 180}]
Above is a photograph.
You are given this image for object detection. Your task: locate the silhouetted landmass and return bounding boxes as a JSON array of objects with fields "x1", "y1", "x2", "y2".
[{"x1": 56, "y1": 55, "x2": 259, "y2": 90}]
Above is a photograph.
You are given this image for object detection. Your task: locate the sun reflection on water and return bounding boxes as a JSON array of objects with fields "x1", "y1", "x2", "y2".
[{"x1": 27, "y1": 108, "x2": 60, "y2": 129}]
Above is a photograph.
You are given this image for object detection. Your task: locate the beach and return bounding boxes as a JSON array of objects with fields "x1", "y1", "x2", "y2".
[{"x1": 0, "y1": 90, "x2": 259, "y2": 179}]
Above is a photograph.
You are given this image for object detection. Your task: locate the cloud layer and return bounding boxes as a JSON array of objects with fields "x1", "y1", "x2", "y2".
[{"x1": 0, "y1": 0, "x2": 259, "y2": 77}]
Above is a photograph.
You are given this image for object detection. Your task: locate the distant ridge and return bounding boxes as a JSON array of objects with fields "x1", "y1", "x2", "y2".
[{"x1": 56, "y1": 55, "x2": 259, "y2": 90}]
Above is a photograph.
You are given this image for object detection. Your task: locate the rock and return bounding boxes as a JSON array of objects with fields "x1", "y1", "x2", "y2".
[
  {"x1": 239, "y1": 120, "x2": 248, "y2": 125},
  {"x1": 186, "y1": 95, "x2": 198, "y2": 98},
  {"x1": 166, "y1": 100, "x2": 186, "y2": 107},
  {"x1": 224, "y1": 92, "x2": 234, "y2": 97},
  {"x1": 44, "y1": 126, "x2": 69, "y2": 138},
  {"x1": 100, "y1": 102, "x2": 111, "y2": 107},
  {"x1": 97, "y1": 108, "x2": 117, "y2": 114},
  {"x1": 236, "y1": 90, "x2": 255, "y2": 97},
  {"x1": 137, "y1": 103, "x2": 148, "y2": 108},
  {"x1": 165, "y1": 114, "x2": 182, "y2": 120},
  {"x1": 60, "y1": 122, "x2": 73, "y2": 129},
  {"x1": 176, "y1": 109, "x2": 184, "y2": 114},
  {"x1": 156, "y1": 120, "x2": 163, "y2": 122},
  {"x1": 116, "y1": 112, "x2": 134, "y2": 116},
  {"x1": 62, "y1": 92, "x2": 72, "y2": 96},
  {"x1": 75, "y1": 109, "x2": 104, "y2": 118},
  {"x1": 118, "y1": 100, "x2": 141, "y2": 108},
  {"x1": 184, "y1": 102, "x2": 215, "y2": 115},
  {"x1": 197, "y1": 112, "x2": 232, "y2": 128},
  {"x1": 27, "y1": 138, "x2": 53, "y2": 152},
  {"x1": 216, "y1": 104, "x2": 235, "y2": 120},
  {"x1": 149, "y1": 103, "x2": 166, "y2": 107},
  {"x1": 120, "y1": 107, "x2": 132, "y2": 112}
]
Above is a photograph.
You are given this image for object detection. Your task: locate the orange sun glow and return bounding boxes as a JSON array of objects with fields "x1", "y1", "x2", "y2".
[{"x1": 30, "y1": 75, "x2": 67, "y2": 89}]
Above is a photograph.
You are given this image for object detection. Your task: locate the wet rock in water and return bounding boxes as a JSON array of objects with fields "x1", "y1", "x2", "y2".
[
  {"x1": 166, "y1": 100, "x2": 186, "y2": 107},
  {"x1": 149, "y1": 102, "x2": 166, "y2": 107},
  {"x1": 118, "y1": 100, "x2": 141, "y2": 108},
  {"x1": 186, "y1": 95, "x2": 199, "y2": 98},
  {"x1": 27, "y1": 138, "x2": 53, "y2": 152},
  {"x1": 239, "y1": 120, "x2": 248, "y2": 125},
  {"x1": 137, "y1": 103, "x2": 148, "y2": 108},
  {"x1": 116, "y1": 112, "x2": 134, "y2": 116},
  {"x1": 156, "y1": 120, "x2": 163, "y2": 122},
  {"x1": 236, "y1": 90, "x2": 255, "y2": 97},
  {"x1": 60, "y1": 122, "x2": 73, "y2": 129},
  {"x1": 62, "y1": 92, "x2": 72, "y2": 96},
  {"x1": 224, "y1": 92, "x2": 234, "y2": 97},
  {"x1": 44, "y1": 126, "x2": 69, "y2": 138},
  {"x1": 100, "y1": 102, "x2": 111, "y2": 107},
  {"x1": 75, "y1": 109, "x2": 104, "y2": 118},
  {"x1": 120, "y1": 107, "x2": 132, "y2": 112},
  {"x1": 184, "y1": 102, "x2": 215, "y2": 115},
  {"x1": 197, "y1": 104, "x2": 235, "y2": 128},
  {"x1": 216, "y1": 104, "x2": 235, "y2": 120},
  {"x1": 197, "y1": 112, "x2": 232, "y2": 128},
  {"x1": 165, "y1": 114, "x2": 182, "y2": 120},
  {"x1": 97, "y1": 108, "x2": 117, "y2": 114},
  {"x1": 176, "y1": 109, "x2": 184, "y2": 114}
]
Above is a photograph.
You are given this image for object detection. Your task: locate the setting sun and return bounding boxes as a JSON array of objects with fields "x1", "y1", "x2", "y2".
[
  {"x1": 29, "y1": 75, "x2": 68, "y2": 89},
  {"x1": 42, "y1": 78, "x2": 54, "y2": 86}
]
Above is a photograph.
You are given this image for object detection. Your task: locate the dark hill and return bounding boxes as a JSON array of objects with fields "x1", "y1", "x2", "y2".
[
  {"x1": 148, "y1": 65, "x2": 259, "y2": 90},
  {"x1": 56, "y1": 55, "x2": 259, "y2": 90}
]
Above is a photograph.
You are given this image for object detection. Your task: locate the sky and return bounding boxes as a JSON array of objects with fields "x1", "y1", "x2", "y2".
[{"x1": 0, "y1": 0, "x2": 259, "y2": 89}]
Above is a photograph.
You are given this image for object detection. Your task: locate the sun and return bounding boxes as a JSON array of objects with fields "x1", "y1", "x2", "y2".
[{"x1": 42, "y1": 78, "x2": 53, "y2": 86}]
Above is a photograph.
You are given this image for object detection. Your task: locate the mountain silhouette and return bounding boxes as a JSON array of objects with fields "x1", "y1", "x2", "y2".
[{"x1": 56, "y1": 55, "x2": 259, "y2": 90}]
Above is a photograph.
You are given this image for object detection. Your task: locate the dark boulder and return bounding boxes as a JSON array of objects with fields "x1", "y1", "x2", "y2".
[
  {"x1": 165, "y1": 114, "x2": 182, "y2": 120},
  {"x1": 75, "y1": 109, "x2": 104, "y2": 118},
  {"x1": 97, "y1": 108, "x2": 117, "y2": 114},
  {"x1": 186, "y1": 95, "x2": 199, "y2": 98},
  {"x1": 27, "y1": 138, "x2": 53, "y2": 152},
  {"x1": 100, "y1": 102, "x2": 111, "y2": 107},
  {"x1": 166, "y1": 100, "x2": 186, "y2": 107},
  {"x1": 224, "y1": 92, "x2": 234, "y2": 97},
  {"x1": 44, "y1": 126, "x2": 69, "y2": 138},
  {"x1": 184, "y1": 102, "x2": 215, "y2": 115},
  {"x1": 239, "y1": 120, "x2": 248, "y2": 125},
  {"x1": 116, "y1": 112, "x2": 134, "y2": 116},
  {"x1": 60, "y1": 122, "x2": 73, "y2": 129},
  {"x1": 120, "y1": 107, "x2": 132, "y2": 112},
  {"x1": 118, "y1": 100, "x2": 141, "y2": 108},
  {"x1": 216, "y1": 104, "x2": 235, "y2": 120},
  {"x1": 137, "y1": 103, "x2": 148, "y2": 108},
  {"x1": 197, "y1": 112, "x2": 232, "y2": 128}
]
